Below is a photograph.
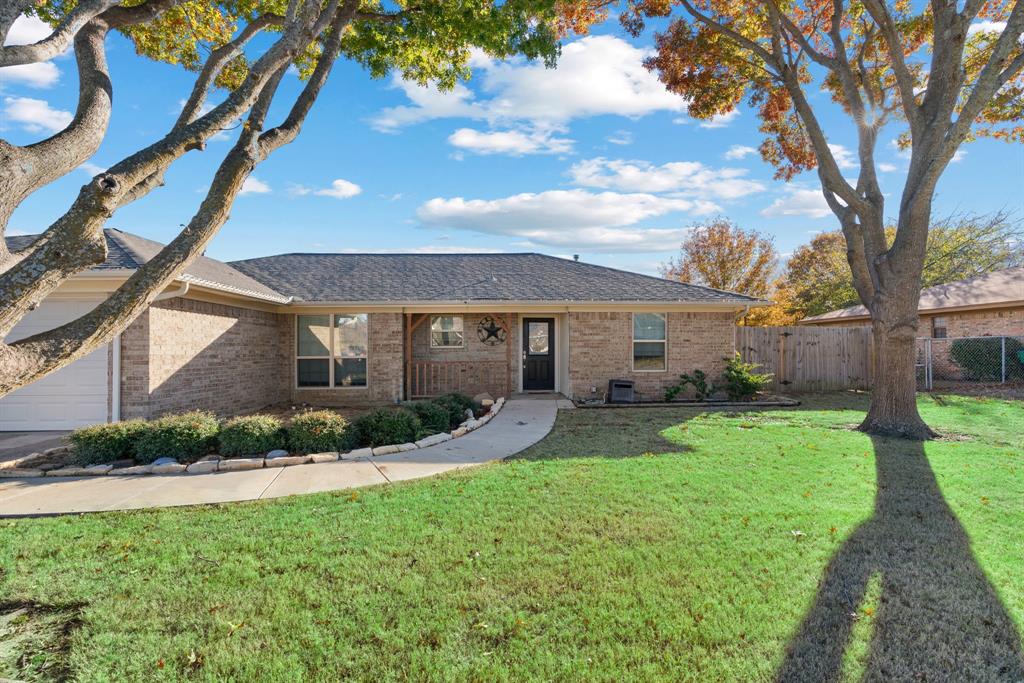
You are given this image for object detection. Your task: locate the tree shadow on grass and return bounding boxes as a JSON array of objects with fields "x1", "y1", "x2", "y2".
[{"x1": 776, "y1": 435, "x2": 1024, "y2": 682}]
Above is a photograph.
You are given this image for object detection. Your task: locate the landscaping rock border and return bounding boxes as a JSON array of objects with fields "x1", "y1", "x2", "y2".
[{"x1": 19, "y1": 398, "x2": 506, "y2": 479}]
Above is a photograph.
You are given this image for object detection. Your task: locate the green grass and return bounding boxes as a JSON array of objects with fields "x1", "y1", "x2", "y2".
[{"x1": 1, "y1": 393, "x2": 1022, "y2": 681}]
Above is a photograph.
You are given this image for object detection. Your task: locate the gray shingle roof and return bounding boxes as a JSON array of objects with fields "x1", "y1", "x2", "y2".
[
  {"x1": 228, "y1": 252, "x2": 764, "y2": 304},
  {"x1": 5, "y1": 229, "x2": 290, "y2": 303}
]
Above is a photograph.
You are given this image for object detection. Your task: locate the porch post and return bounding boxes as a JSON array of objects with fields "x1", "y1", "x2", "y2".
[{"x1": 404, "y1": 313, "x2": 413, "y2": 401}]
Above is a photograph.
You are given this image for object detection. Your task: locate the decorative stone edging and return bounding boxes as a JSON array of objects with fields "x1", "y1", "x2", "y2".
[{"x1": 0, "y1": 397, "x2": 506, "y2": 480}]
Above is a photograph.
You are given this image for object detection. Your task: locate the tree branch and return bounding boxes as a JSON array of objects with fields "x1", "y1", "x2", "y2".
[{"x1": 0, "y1": 0, "x2": 117, "y2": 66}]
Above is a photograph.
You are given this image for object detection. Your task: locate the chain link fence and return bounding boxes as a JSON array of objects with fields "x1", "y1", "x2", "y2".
[{"x1": 916, "y1": 335, "x2": 1024, "y2": 391}]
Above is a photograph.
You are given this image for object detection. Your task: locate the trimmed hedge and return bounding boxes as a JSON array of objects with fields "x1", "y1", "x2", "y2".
[
  {"x1": 135, "y1": 411, "x2": 220, "y2": 464},
  {"x1": 218, "y1": 415, "x2": 286, "y2": 456},
  {"x1": 68, "y1": 419, "x2": 148, "y2": 465},
  {"x1": 288, "y1": 410, "x2": 351, "y2": 454},
  {"x1": 406, "y1": 401, "x2": 450, "y2": 437},
  {"x1": 352, "y1": 408, "x2": 421, "y2": 448},
  {"x1": 949, "y1": 337, "x2": 1024, "y2": 381},
  {"x1": 432, "y1": 392, "x2": 475, "y2": 430}
]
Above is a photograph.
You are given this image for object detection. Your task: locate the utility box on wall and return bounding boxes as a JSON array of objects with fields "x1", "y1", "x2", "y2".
[{"x1": 608, "y1": 379, "x2": 635, "y2": 404}]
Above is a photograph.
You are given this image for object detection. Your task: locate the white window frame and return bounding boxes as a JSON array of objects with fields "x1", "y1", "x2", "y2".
[
  {"x1": 430, "y1": 315, "x2": 465, "y2": 349},
  {"x1": 631, "y1": 312, "x2": 668, "y2": 372},
  {"x1": 295, "y1": 313, "x2": 369, "y2": 390}
]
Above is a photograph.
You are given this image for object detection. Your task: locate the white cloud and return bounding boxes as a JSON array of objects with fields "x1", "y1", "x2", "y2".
[
  {"x1": 724, "y1": 145, "x2": 757, "y2": 160},
  {"x1": 878, "y1": 162, "x2": 898, "y2": 172},
  {"x1": 761, "y1": 185, "x2": 834, "y2": 219},
  {"x1": 287, "y1": 179, "x2": 362, "y2": 199},
  {"x1": 2, "y1": 96, "x2": 71, "y2": 133},
  {"x1": 0, "y1": 61, "x2": 59, "y2": 88},
  {"x1": 78, "y1": 161, "x2": 106, "y2": 175},
  {"x1": 380, "y1": 192, "x2": 403, "y2": 201},
  {"x1": 606, "y1": 130, "x2": 633, "y2": 146},
  {"x1": 369, "y1": 36, "x2": 686, "y2": 133},
  {"x1": 239, "y1": 177, "x2": 271, "y2": 195},
  {"x1": 828, "y1": 143, "x2": 858, "y2": 169},
  {"x1": 416, "y1": 189, "x2": 716, "y2": 252},
  {"x1": 699, "y1": 110, "x2": 740, "y2": 129},
  {"x1": 4, "y1": 15, "x2": 52, "y2": 45},
  {"x1": 951, "y1": 149, "x2": 967, "y2": 163},
  {"x1": 568, "y1": 157, "x2": 765, "y2": 200},
  {"x1": 315, "y1": 179, "x2": 362, "y2": 199},
  {"x1": 967, "y1": 20, "x2": 1006, "y2": 36},
  {"x1": 448, "y1": 127, "x2": 573, "y2": 156}
]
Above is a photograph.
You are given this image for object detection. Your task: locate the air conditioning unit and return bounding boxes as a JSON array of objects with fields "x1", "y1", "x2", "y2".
[{"x1": 608, "y1": 379, "x2": 635, "y2": 404}]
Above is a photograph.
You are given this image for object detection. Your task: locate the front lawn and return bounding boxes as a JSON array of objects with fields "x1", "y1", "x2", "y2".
[{"x1": 1, "y1": 393, "x2": 1022, "y2": 681}]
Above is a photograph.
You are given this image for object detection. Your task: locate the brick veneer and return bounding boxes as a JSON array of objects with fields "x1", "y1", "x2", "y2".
[
  {"x1": 411, "y1": 313, "x2": 519, "y2": 397},
  {"x1": 283, "y1": 312, "x2": 405, "y2": 406},
  {"x1": 120, "y1": 297, "x2": 289, "y2": 419},
  {"x1": 567, "y1": 311, "x2": 736, "y2": 401},
  {"x1": 808, "y1": 306, "x2": 1024, "y2": 337}
]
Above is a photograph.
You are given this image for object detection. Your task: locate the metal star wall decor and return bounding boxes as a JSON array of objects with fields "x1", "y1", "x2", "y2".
[{"x1": 476, "y1": 316, "x2": 507, "y2": 345}]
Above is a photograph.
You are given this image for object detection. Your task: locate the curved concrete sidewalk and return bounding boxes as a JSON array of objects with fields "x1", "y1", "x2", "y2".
[{"x1": 0, "y1": 397, "x2": 569, "y2": 517}]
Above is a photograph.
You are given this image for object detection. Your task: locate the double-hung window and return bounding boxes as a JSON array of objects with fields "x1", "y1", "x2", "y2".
[
  {"x1": 633, "y1": 313, "x2": 667, "y2": 371},
  {"x1": 296, "y1": 314, "x2": 368, "y2": 387},
  {"x1": 430, "y1": 315, "x2": 464, "y2": 348}
]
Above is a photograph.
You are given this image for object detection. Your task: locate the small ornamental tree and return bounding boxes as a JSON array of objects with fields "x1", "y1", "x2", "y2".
[
  {"x1": 0, "y1": 0, "x2": 570, "y2": 397},
  {"x1": 623, "y1": 0, "x2": 1024, "y2": 438}
]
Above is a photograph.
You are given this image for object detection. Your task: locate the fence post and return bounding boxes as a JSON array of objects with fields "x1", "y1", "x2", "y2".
[
  {"x1": 1002, "y1": 336, "x2": 1007, "y2": 384},
  {"x1": 926, "y1": 338, "x2": 933, "y2": 391}
]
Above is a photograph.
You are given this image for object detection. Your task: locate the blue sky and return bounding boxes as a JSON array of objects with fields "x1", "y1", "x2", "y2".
[{"x1": 2, "y1": 14, "x2": 1022, "y2": 276}]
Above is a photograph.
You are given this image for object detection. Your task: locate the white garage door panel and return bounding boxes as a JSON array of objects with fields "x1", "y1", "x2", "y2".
[{"x1": 0, "y1": 300, "x2": 110, "y2": 430}]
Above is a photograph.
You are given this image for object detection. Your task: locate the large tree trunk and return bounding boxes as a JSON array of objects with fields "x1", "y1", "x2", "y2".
[{"x1": 862, "y1": 318, "x2": 935, "y2": 439}]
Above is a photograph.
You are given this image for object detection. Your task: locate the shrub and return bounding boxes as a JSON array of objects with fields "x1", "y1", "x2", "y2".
[
  {"x1": 288, "y1": 410, "x2": 351, "y2": 454},
  {"x1": 432, "y1": 392, "x2": 475, "y2": 429},
  {"x1": 949, "y1": 337, "x2": 1024, "y2": 381},
  {"x1": 664, "y1": 369, "x2": 715, "y2": 402},
  {"x1": 721, "y1": 353, "x2": 773, "y2": 401},
  {"x1": 68, "y1": 419, "x2": 148, "y2": 464},
  {"x1": 218, "y1": 415, "x2": 286, "y2": 456},
  {"x1": 135, "y1": 411, "x2": 220, "y2": 463},
  {"x1": 352, "y1": 408, "x2": 421, "y2": 448},
  {"x1": 406, "y1": 401, "x2": 451, "y2": 437}
]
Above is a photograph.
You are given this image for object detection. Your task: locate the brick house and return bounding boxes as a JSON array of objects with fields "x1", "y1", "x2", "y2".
[
  {"x1": 1, "y1": 229, "x2": 765, "y2": 430},
  {"x1": 799, "y1": 266, "x2": 1024, "y2": 338}
]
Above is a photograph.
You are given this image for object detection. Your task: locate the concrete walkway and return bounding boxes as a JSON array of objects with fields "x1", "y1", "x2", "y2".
[{"x1": 0, "y1": 397, "x2": 568, "y2": 517}]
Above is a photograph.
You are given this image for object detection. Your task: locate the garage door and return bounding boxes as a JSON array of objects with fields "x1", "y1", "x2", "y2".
[{"x1": 0, "y1": 299, "x2": 110, "y2": 430}]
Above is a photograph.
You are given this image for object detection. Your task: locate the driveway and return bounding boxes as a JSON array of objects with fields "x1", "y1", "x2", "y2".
[{"x1": 0, "y1": 431, "x2": 68, "y2": 465}]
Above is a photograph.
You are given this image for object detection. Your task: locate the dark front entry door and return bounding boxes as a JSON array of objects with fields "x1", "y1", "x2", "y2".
[{"x1": 522, "y1": 318, "x2": 555, "y2": 391}]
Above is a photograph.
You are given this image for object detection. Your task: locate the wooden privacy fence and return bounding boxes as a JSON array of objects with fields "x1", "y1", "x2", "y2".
[{"x1": 736, "y1": 326, "x2": 874, "y2": 391}]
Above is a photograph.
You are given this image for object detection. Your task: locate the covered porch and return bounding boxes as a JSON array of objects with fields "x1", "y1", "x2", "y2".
[{"x1": 403, "y1": 311, "x2": 568, "y2": 400}]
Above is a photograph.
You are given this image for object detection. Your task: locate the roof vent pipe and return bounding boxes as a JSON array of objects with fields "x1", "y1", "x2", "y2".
[{"x1": 573, "y1": 254, "x2": 579, "y2": 262}]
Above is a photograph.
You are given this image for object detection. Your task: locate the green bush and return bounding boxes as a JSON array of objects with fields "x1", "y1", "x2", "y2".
[
  {"x1": 218, "y1": 415, "x2": 286, "y2": 456},
  {"x1": 665, "y1": 369, "x2": 715, "y2": 402},
  {"x1": 406, "y1": 401, "x2": 451, "y2": 437},
  {"x1": 721, "y1": 353, "x2": 773, "y2": 402},
  {"x1": 352, "y1": 408, "x2": 421, "y2": 448},
  {"x1": 949, "y1": 337, "x2": 1024, "y2": 381},
  {"x1": 68, "y1": 419, "x2": 148, "y2": 464},
  {"x1": 135, "y1": 411, "x2": 220, "y2": 463},
  {"x1": 287, "y1": 410, "x2": 351, "y2": 454},
  {"x1": 432, "y1": 392, "x2": 475, "y2": 429}
]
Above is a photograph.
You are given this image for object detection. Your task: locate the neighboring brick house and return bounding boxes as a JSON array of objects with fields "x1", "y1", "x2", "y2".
[
  {"x1": 1, "y1": 229, "x2": 766, "y2": 430},
  {"x1": 800, "y1": 267, "x2": 1024, "y2": 338}
]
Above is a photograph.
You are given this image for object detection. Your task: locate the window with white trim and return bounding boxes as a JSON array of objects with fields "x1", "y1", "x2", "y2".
[
  {"x1": 296, "y1": 314, "x2": 368, "y2": 387},
  {"x1": 430, "y1": 315, "x2": 464, "y2": 348},
  {"x1": 633, "y1": 313, "x2": 667, "y2": 371}
]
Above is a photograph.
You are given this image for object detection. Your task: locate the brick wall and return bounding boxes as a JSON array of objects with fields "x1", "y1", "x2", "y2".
[
  {"x1": 283, "y1": 312, "x2": 405, "y2": 406},
  {"x1": 410, "y1": 313, "x2": 518, "y2": 398},
  {"x1": 808, "y1": 306, "x2": 1024, "y2": 337},
  {"x1": 120, "y1": 297, "x2": 289, "y2": 419},
  {"x1": 567, "y1": 311, "x2": 736, "y2": 401}
]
